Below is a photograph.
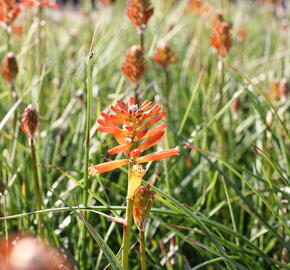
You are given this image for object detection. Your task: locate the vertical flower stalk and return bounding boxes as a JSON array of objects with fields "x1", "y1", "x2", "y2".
[
  {"x1": 20, "y1": 105, "x2": 44, "y2": 236},
  {"x1": 89, "y1": 97, "x2": 179, "y2": 269},
  {"x1": 80, "y1": 50, "x2": 93, "y2": 270},
  {"x1": 133, "y1": 185, "x2": 154, "y2": 270},
  {"x1": 1, "y1": 52, "x2": 19, "y2": 133},
  {"x1": 210, "y1": 15, "x2": 232, "y2": 155},
  {"x1": 127, "y1": 0, "x2": 154, "y2": 50},
  {"x1": 0, "y1": 0, "x2": 21, "y2": 50},
  {"x1": 152, "y1": 43, "x2": 177, "y2": 101},
  {"x1": 122, "y1": 45, "x2": 146, "y2": 103}
]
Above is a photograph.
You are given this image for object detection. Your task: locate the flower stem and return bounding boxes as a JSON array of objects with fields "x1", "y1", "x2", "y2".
[
  {"x1": 80, "y1": 51, "x2": 93, "y2": 270},
  {"x1": 139, "y1": 31, "x2": 144, "y2": 51},
  {"x1": 140, "y1": 230, "x2": 147, "y2": 270},
  {"x1": 30, "y1": 138, "x2": 44, "y2": 236},
  {"x1": 122, "y1": 163, "x2": 134, "y2": 270},
  {"x1": 5, "y1": 27, "x2": 10, "y2": 51}
]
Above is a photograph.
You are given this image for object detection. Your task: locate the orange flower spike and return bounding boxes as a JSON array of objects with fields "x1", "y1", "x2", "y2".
[
  {"x1": 127, "y1": 0, "x2": 154, "y2": 32},
  {"x1": 89, "y1": 97, "x2": 179, "y2": 176},
  {"x1": 89, "y1": 159, "x2": 130, "y2": 175},
  {"x1": 20, "y1": 0, "x2": 59, "y2": 8},
  {"x1": 0, "y1": 52, "x2": 19, "y2": 83},
  {"x1": 20, "y1": 105, "x2": 38, "y2": 139},
  {"x1": 211, "y1": 21, "x2": 232, "y2": 57},
  {"x1": 136, "y1": 148, "x2": 179, "y2": 163},
  {"x1": 121, "y1": 45, "x2": 146, "y2": 84},
  {"x1": 152, "y1": 44, "x2": 177, "y2": 69},
  {"x1": 0, "y1": 0, "x2": 21, "y2": 25}
]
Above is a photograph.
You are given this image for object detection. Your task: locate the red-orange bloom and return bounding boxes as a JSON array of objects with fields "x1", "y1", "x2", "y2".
[
  {"x1": 0, "y1": 0, "x2": 21, "y2": 25},
  {"x1": 127, "y1": 0, "x2": 153, "y2": 32},
  {"x1": 0, "y1": 52, "x2": 18, "y2": 83},
  {"x1": 20, "y1": 105, "x2": 38, "y2": 139},
  {"x1": 152, "y1": 43, "x2": 177, "y2": 69},
  {"x1": 211, "y1": 21, "x2": 232, "y2": 57},
  {"x1": 89, "y1": 97, "x2": 179, "y2": 175},
  {"x1": 20, "y1": 0, "x2": 59, "y2": 8},
  {"x1": 121, "y1": 45, "x2": 146, "y2": 83}
]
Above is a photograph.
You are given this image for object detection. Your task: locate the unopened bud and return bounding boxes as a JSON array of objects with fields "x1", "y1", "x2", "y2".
[
  {"x1": 20, "y1": 105, "x2": 38, "y2": 139},
  {"x1": 152, "y1": 43, "x2": 177, "y2": 69},
  {"x1": 133, "y1": 185, "x2": 154, "y2": 231},
  {"x1": 278, "y1": 78, "x2": 288, "y2": 102},
  {"x1": 0, "y1": 52, "x2": 19, "y2": 84}
]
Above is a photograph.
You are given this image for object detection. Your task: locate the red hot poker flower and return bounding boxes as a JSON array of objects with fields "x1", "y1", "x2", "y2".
[
  {"x1": 152, "y1": 43, "x2": 177, "y2": 69},
  {"x1": 88, "y1": 97, "x2": 179, "y2": 176},
  {"x1": 211, "y1": 20, "x2": 232, "y2": 57},
  {"x1": 0, "y1": 0, "x2": 21, "y2": 25},
  {"x1": 20, "y1": 105, "x2": 38, "y2": 139},
  {"x1": 127, "y1": 0, "x2": 153, "y2": 32},
  {"x1": 121, "y1": 45, "x2": 146, "y2": 84},
  {"x1": 20, "y1": 0, "x2": 59, "y2": 8}
]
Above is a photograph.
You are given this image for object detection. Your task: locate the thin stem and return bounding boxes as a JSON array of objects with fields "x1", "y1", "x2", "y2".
[
  {"x1": 139, "y1": 31, "x2": 144, "y2": 51},
  {"x1": 30, "y1": 138, "x2": 44, "y2": 236},
  {"x1": 122, "y1": 163, "x2": 134, "y2": 270},
  {"x1": 5, "y1": 27, "x2": 10, "y2": 51},
  {"x1": 80, "y1": 51, "x2": 93, "y2": 270},
  {"x1": 37, "y1": 7, "x2": 43, "y2": 76},
  {"x1": 140, "y1": 230, "x2": 147, "y2": 270}
]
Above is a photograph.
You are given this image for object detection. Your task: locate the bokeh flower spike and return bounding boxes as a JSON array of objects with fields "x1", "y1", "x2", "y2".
[
  {"x1": 152, "y1": 43, "x2": 177, "y2": 69},
  {"x1": 211, "y1": 19, "x2": 232, "y2": 57},
  {"x1": 89, "y1": 97, "x2": 179, "y2": 176},
  {"x1": 0, "y1": 0, "x2": 21, "y2": 25},
  {"x1": 0, "y1": 52, "x2": 18, "y2": 83},
  {"x1": 20, "y1": 0, "x2": 59, "y2": 8},
  {"x1": 121, "y1": 45, "x2": 146, "y2": 84},
  {"x1": 20, "y1": 105, "x2": 38, "y2": 139},
  {"x1": 127, "y1": 0, "x2": 154, "y2": 33}
]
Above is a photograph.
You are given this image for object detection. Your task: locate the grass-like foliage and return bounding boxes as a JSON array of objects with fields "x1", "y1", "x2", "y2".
[{"x1": 0, "y1": 0, "x2": 289, "y2": 269}]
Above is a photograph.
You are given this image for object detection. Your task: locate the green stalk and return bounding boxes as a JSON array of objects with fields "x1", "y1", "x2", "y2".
[
  {"x1": 80, "y1": 51, "x2": 93, "y2": 270},
  {"x1": 139, "y1": 31, "x2": 144, "y2": 51},
  {"x1": 140, "y1": 230, "x2": 147, "y2": 270},
  {"x1": 30, "y1": 138, "x2": 44, "y2": 236},
  {"x1": 5, "y1": 27, "x2": 10, "y2": 51},
  {"x1": 122, "y1": 163, "x2": 134, "y2": 270}
]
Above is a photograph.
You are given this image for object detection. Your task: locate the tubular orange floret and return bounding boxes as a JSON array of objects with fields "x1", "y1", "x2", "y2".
[
  {"x1": 121, "y1": 45, "x2": 146, "y2": 84},
  {"x1": 108, "y1": 142, "x2": 133, "y2": 155},
  {"x1": 136, "y1": 148, "x2": 179, "y2": 163},
  {"x1": 144, "y1": 112, "x2": 166, "y2": 128},
  {"x1": 89, "y1": 159, "x2": 130, "y2": 175},
  {"x1": 211, "y1": 20, "x2": 232, "y2": 57},
  {"x1": 127, "y1": 0, "x2": 154, "y2": 32},
  {"x1": 20, "y1": 105, "x2": 38, "y2": 139},
  {"x1": 137, "y1": 130, "x2": 165, "y2": 152}
]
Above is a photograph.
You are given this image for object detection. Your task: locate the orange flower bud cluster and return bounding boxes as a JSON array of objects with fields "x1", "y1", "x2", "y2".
[
  {"x1": 0, "y1": 235, "x2": 73, "y2": 270},
  {"x1": 89, "y1": 97, "x2": 179, "y2": 175},
  {"x1": 121, "y1": 45, "x2": 146, "y2": 83},
  {"x1": 133, "y1": 185, "x2": 154, "y2": 231},
  {"x1": 152, "y1": 43, "x2": 177, "y2": 69},
  {"x1": 237, "y1": 27, "x2": 247, "y2": 43},
  {"x1": 0, "y1": 52, "x2": 19, "y2": 83},
  {"x1": 20, "y1": 0, "x2": 59, "y2": 8},
  {"x1": 127, "y1": 0, "x2": 154, "y2": 32},
  {"x1": 20, "y1": 105, "x2": 38, "y2": 139},
  {"x1": 268, "y1": 78, "x2": 289, "y2": 103},
  {"x1": 211, "y1": 20, "x2": 232, "y2": 57},
  {"x1": 187, "y1": 0, "x2": 212, "y2": 16},
  {"x1": 0, "y1": 0, "x2": 21, "y2": 25}
]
